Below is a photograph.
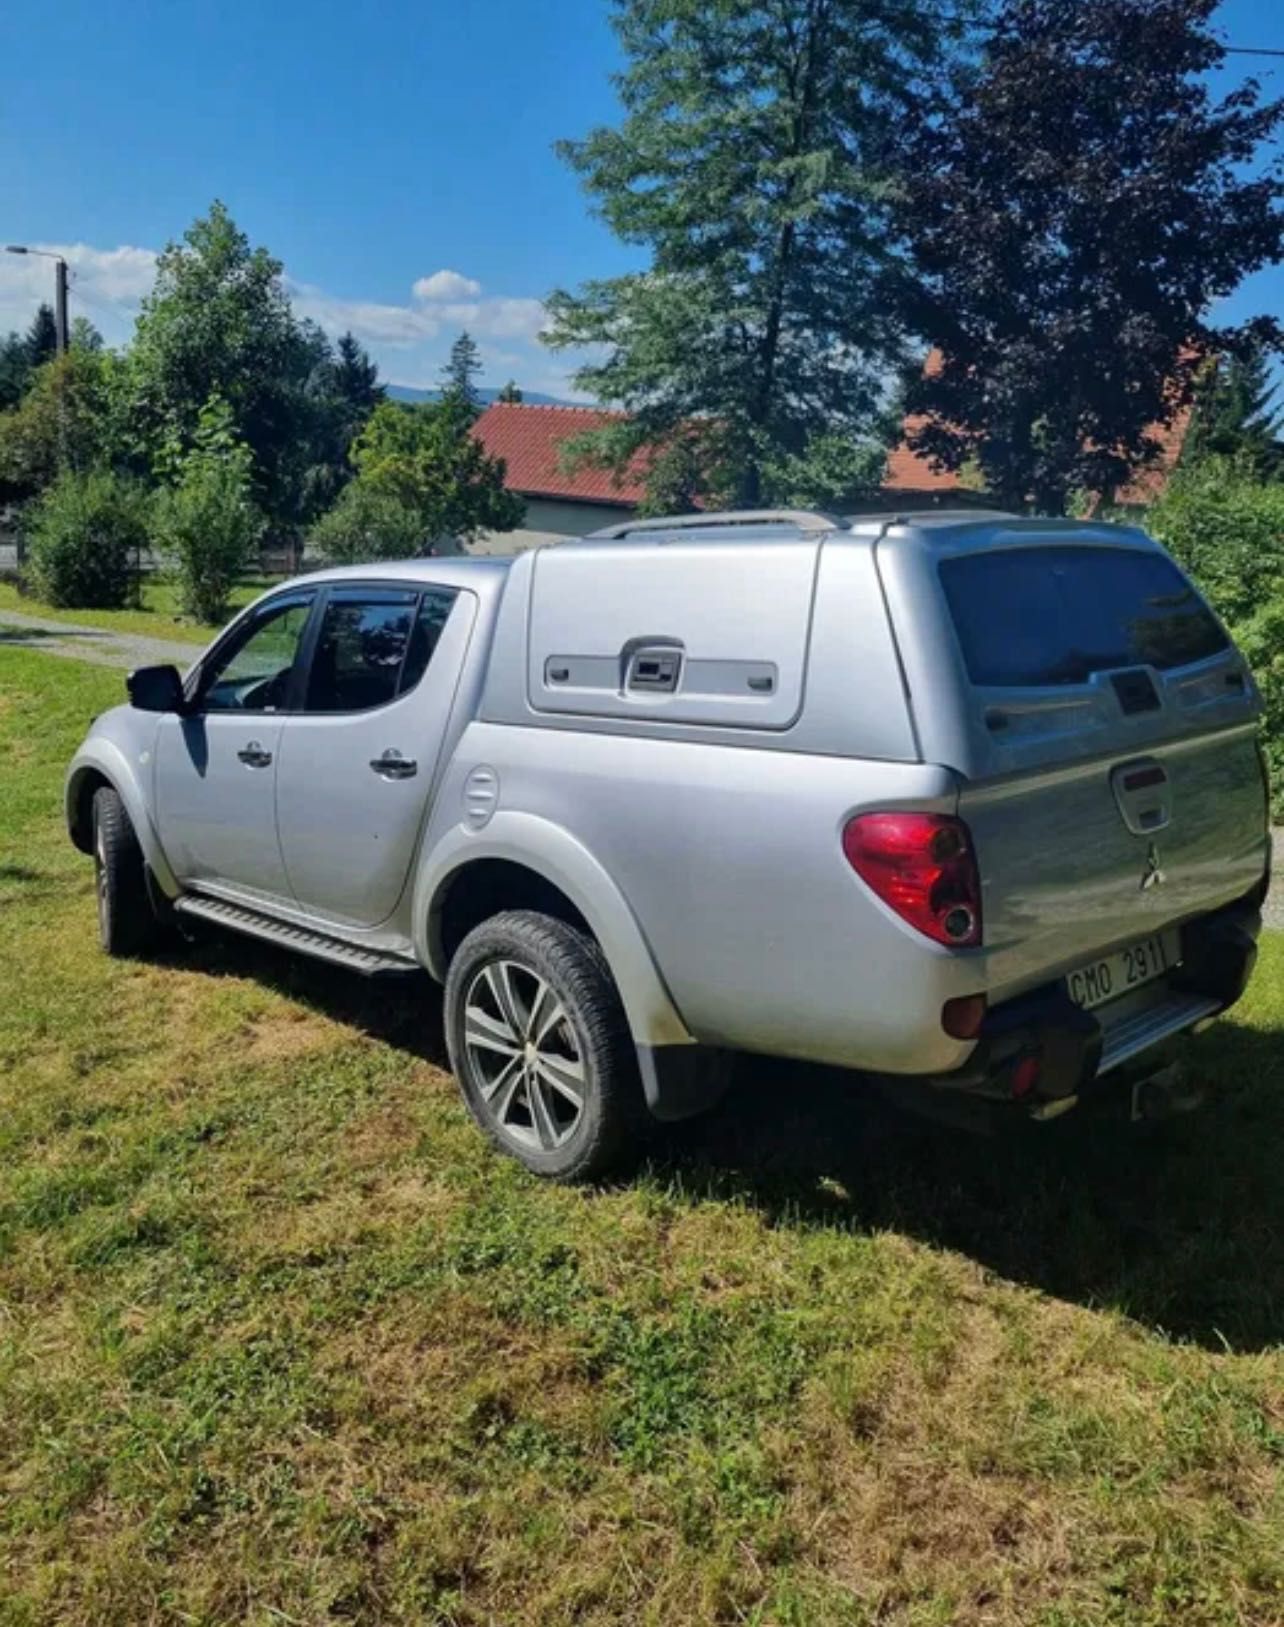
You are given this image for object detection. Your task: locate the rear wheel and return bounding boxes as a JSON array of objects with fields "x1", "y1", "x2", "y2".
[
  {"x1": 92, "y1": 786, "x2": 165, "y2": 957},
  {"x1": 444, "y1": 910, "x2": 647, "y2": 1181}
]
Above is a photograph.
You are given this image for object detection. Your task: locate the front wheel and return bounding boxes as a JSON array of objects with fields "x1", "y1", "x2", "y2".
[
  {"x1": 92, "y1": 786, "x2": 165, "y2": 957},
  {"x1": 444, "y1": 910, "x2": 647, "y2": 1181}
]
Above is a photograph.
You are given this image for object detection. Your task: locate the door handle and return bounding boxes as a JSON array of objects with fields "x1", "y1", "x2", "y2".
[
  {"x1": 370, "y1": 749, "x2": 418, "y2": 780},
  {"x1": 237, "y1": 741, "x2": 273, "y2": 768}
]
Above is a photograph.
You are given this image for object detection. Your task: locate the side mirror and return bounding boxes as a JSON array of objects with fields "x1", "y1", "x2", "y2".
[{"x1": 126, "y1": 663, "x2": 187, "y2": 714}]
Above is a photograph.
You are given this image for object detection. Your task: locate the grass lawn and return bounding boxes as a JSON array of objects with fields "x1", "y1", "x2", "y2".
[
  {"x1": 0, "y1": 575, "x2": 278, "y2": 646},
  {"x1": 4, "y1": 645, "x2": 1284, "y2": 1625}
]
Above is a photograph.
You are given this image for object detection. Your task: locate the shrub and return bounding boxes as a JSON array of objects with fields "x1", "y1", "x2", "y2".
[
  {"x1": 308, "y1": 482, "x2": 425, "y2": 564},
  {"x1": 152, "y1": 398, "x2": 262, "y2": 624},
  {"x1": 1233, "y1": 601, "x2": 1284, "y2": 821},
  {"x1": 25, "y1": 468, "x2": 148, "y2": 608},
  {"x1": 1147, "y1": 456, "x2": 1284, "y2": 625}
]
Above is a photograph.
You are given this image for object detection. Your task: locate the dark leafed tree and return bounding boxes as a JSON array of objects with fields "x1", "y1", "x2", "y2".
[
  {"x1": 441, "y1": 330, "x2": 483, "y2": 416},
  {"x1": 1182, "y1": 345, "x2": 1284, "y2": 478},
  {"x1": 0, "y1": 332, "x2": 31, "y2": 410},
  {"x1": 544, "y1": 0, "x2": 969, "y2": 510},
  {"x1": 25, "y1": 304, "x2": 59, "y2": 369},
  {"x1": 897, "y1": 0, "x2": 1284, "y2": 514},
  {"x1": 293, "y1": 330, "x2": 387, "y2": 520},
  {"x1": 333, "y1": 331, "x2": 385, "y2": 424},
  {"x1": 497, "y1": 379, "x2": 524, "y2": 404}
]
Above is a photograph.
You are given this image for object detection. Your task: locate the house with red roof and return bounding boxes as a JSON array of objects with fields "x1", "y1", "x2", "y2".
[
  {"x1": 467, "y1": 393, "x2": 1189, "y2": 551},
  {"x1": 468, "y1": 403, "x2": 648, "y2": 553}
]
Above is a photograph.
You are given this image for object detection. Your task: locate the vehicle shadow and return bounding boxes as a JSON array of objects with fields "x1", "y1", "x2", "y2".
[
  {"x1": 159, "y1": 929, "x2": 450, "y2": 1069},
  {"x1": 662, "y1": 1020, "x2": 1284, "y2": 1353},
  {"x1": 162, "y1": 928, "x2": 1284, "y2": 1353}
]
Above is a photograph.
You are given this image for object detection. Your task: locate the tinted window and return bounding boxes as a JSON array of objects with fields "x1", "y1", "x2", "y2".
[
  {"x1": 400, "y1": 588, "x2": 457, "y2": 691},
  {"x1": 305, "y1": 588, "x2": 457, "y2": 713},
  {"x1": 940, "y1": 546, "x2": 1228, "y2": 688},
  {"x1": 307, "y1": 595, "x2": 416, "y2": 713},
  {"x1": 202, "y1": 597, "x2": 314, "y2": 713}
]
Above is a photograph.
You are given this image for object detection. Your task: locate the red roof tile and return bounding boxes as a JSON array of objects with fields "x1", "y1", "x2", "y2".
[
  {"x1": 884, "y1": 420, "x2": 972, "y2": 494},
  {"x1": 472, "y1": 403, "x2": 648, "y2": 506}
]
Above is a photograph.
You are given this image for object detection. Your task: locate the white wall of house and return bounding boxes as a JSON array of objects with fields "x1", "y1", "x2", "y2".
[{"x1": 469, "y1": 495, "x2": 636, "y2": 555}]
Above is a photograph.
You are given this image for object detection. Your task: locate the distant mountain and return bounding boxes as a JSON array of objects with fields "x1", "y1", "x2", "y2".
[{"x1": 386, "y1": 383, "x2": 574, "y2": 407}]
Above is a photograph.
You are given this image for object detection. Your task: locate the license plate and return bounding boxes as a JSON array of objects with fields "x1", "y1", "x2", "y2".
[{"x1": 1066, "y1": 932, "x2": 1177, "y2": 1011}]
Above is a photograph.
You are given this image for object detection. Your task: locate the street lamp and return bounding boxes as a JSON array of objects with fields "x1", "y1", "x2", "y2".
[{"x1": 5, "y1": 244, "x2": 69, "y2": 353}]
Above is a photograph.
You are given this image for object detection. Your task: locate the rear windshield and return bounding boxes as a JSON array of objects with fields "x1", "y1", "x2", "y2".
[{"x1": 939, "y1": 545, "x2": 1228, "y2": 688}]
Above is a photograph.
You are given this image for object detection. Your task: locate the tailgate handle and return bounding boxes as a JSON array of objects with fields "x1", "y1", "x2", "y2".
[
  {"x1": 1111, "y1": 758, "x2": 1172, "y2": 834},
  {"x1": 1122, "y1": 765, "x2": 1166, "y2": 793},
  {"x1": 626, "y1": 644, "x2": 683, "y2": 694}
]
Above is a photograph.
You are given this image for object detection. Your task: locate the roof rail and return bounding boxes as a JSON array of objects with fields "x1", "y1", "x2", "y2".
[{"x1": 584, "y1": 508, "x2": 842, "y2": 541}]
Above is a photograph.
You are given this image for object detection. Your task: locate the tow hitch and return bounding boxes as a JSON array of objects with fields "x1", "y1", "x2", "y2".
[
  {"x1": 1128, "y1": 1061, "x2": 1206, "y2": 1123},
  {"x1": 1028, "y1": 1061, "x2": 1206, "y2": 1125}
]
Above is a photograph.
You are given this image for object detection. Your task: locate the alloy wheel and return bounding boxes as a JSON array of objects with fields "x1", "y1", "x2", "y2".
[{"x1": 462, "y1": 959, "x2": 587, "y2": 1152}]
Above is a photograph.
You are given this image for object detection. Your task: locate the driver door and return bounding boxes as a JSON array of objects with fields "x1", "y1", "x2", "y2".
[{"x1": 153, "y1": 589, "x2": 316, "y2": 904}]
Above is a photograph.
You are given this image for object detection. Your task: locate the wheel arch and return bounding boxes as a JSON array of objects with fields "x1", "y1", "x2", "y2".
[
  {"x1": 414, "y1": 814, "x2": 694, "y2": 1050},
  {"x1": 65, "y1": 742, "x2": 179, "y2": 895}
]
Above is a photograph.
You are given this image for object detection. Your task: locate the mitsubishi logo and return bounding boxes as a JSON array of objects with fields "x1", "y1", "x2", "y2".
[{"x1": 1140, "y1": 841, "x2": 1166, "y2": 891}]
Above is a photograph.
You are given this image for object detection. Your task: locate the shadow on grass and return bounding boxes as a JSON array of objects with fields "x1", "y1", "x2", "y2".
[
  {"x1": 667, "y1": 1022, "x2": 1284, "y2": 1353},
  {"x1": 163, "y1": 926, "x2": 1284, "y2": 1353}
]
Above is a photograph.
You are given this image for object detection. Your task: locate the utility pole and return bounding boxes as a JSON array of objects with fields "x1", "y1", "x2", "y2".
[
  {"x1": 4, "y1": 244, "x2": 70, "y2": 352},
  {"x1": 53, "y1": 257, "x2": 69, "y2": 354}
]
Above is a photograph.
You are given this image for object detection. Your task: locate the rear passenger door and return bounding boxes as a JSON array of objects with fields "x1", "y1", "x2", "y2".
[{"x1": 274, "y1": 582, "x2": 472, "y2": 928}]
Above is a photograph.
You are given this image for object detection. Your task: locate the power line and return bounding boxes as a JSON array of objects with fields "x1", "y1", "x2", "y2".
[{"x1": 1224, "y1": 47, "x2": 1284, "y2": 59}]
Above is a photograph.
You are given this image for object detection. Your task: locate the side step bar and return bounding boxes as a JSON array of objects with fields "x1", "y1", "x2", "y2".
[{"x1": 173, "y1": 894, "x2": 420, "y2": 978}]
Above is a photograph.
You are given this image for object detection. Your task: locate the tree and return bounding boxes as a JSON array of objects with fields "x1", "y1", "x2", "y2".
[
  {"x1": 25, "y1": 304, "x2": 59, "y2": 370},
  {"x1": 309, "y1": 483, "x2": 426, "y2": 564},
  {"x1": 0, "y1": 346, "x2": 121, "y2": 497},
  {"x1": 544, "y1": 0, "x2": 962, "y2": 509},
  {"x1": 152, "y1": 395, "x2": 264, "y2": 623},
  {"x1": 1146, "y1": 454, "x2": 1284, "y2": 625},
  {"x1": 497, "y1": 379, "x2": 524, "y2": 404},
  {"x1": 441, "y1": 331, "x2": 483, "y2": 416},
  {"x1": 288, "y1": 330, "x2": 386, "y2": 525},
  {"x1": 0, "y1": 305, "x2": 61, "y2": 412},
  {"x1": 25, "y1": 468, "x2": 149, "y2": 609},
  {"x1": 0, "y1": 333, "x2": 31, "y2": 412},
  {"x1": 897, "y1": 0, "x2": 1284, "y2": 514},
  {"x1": 338, "y1": 399, "x2": 523, "y2": 552},
  {"x1": 70, "y1": 316, "x2": 104, "y2": 353},
  {"x1": 1235, "y1": 598, "x2": 1284, "y2": 816},
  {"x1": 1182, "y1": 347, "x2": 1284, "y2": 478},
  {"x1": 332, "y1": 331, "x2": 385, "y2": 425},
  {"x1": 127, "y1": 201, "x2": 334, "y2": 533}
]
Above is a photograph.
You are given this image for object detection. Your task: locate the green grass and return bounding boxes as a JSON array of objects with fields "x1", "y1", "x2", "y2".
[
  {"x1": 3, "y1": 644, "x2": 1284, "y2": 1624},
  {"x1": 0, "y1": 575, "x2": 278, "y2": 645}
]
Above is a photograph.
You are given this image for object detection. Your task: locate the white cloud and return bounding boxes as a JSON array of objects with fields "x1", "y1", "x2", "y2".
[
  {"x1": 413, "y1": 268, "x2": 482, "y2": 301},
  {"x1": 292, "y1": 280, "x2": 550, "y2": 351},
  {"x1": 0, "y1": 241, "x2": 157, "y2": 345},
  {"x1": 287, "y1": 280, "x2": 439, "y2": 347},
  {"x1": 0, "y1": 238, "x2": 587, "y2": 401}
]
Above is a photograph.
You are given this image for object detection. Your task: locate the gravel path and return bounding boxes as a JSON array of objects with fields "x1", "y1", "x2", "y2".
[{"x1": 0, "y1": 606, "x2": 199, "y2": 673}]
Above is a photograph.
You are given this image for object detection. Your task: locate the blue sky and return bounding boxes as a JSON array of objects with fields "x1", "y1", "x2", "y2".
[{"x1": 0, "y1": 0, "x2": 1281, "y2": 398}]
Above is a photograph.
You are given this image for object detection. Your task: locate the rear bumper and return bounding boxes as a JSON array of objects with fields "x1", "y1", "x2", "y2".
[{"x1": 901, "y1": 901, "x2": 1260, "y2": 1117}]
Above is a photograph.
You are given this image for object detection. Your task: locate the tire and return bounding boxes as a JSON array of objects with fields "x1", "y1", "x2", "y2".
[
  {"x1": 92, "y1": 786, "x2": 164, "y2": 958},
  {"x1": 444, "y1": 910, "x2": 648, "y2": 1181}
]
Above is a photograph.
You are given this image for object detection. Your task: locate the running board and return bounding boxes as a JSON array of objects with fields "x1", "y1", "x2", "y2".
[{"x1": 173, "y1": 894, "x2": 420, "y2": 978}]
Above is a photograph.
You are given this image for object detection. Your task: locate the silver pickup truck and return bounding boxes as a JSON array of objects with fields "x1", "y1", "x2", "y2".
[{"x1": 66, "y1": 508, "x2": 1269, "y2": 1178}]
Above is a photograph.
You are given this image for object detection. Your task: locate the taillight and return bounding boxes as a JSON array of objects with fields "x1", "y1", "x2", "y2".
[{"x1": 842, "y1": 813, "x2": 982, "y2": 948}]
